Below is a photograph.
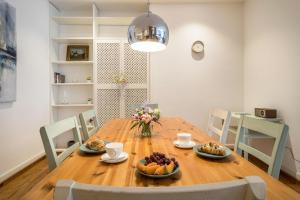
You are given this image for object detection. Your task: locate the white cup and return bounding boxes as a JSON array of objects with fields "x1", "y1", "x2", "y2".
[
  {"x1": 105, "y1": 142, "x2": 123, "y2": 159},
  {"x1": 177, "y1": 133, "x2": 192, "y2": 145}
]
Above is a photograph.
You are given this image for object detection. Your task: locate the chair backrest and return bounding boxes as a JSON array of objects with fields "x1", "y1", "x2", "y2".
[
  {"x1": 234, "y1": 116, "x2": 288, "y2": 178},
  {"x1": 130, "y1": 103, "x2": 159, "y2": 110},
  {"x1": 40, "y1": 117, "x2": 82, "y2": 171},
  {"x1": 79, "y1": 110, "x2": 100, "y2": 141},
  {"x1": 208, "y1": 108, "x2": 232, "y2": 144},
  {"x1": 143, "y1": 103, "x2": 159, "y2": 110},
  {"x1": 54, "y1": 176, "x2": 265, "y2": 200}
]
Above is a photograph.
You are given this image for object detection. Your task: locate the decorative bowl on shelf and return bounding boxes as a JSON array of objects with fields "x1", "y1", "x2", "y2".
[{"x1": 86, "y1": 76, "x2": 92, "y2": 83}]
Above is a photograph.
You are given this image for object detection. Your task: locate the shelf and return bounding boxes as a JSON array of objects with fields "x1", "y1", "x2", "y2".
[
  {"x1": 52, "y1": 104, "x2": 94, "y2": 107},
  {"x1": 52, "y1": 16, "x2": 133, "y2": 26},
  {"x1": 52, "y1": 37, "x2": 93, "y2": 44},
  {"x1": 52, "y1": 83, "x2": 93, "y2": 86},
  {"x1": 95, "y1": 17, "x2": 134, "y2": 26},
  {"x1": 52, "y1": 61, "x2": 93, "y2": 65},
  {"x1": 52, "y1": 17, "x2": 93, "y2": 25}
]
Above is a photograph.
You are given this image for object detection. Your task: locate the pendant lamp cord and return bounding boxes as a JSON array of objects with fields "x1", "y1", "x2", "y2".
[{"x1": 147, "y1": 0, "x2": 150, "y2": 15}]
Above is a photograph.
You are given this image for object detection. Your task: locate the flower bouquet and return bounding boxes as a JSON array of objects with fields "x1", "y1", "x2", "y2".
[{"x1": 130, "y1": 107, "x2": 161, "y2": 137}]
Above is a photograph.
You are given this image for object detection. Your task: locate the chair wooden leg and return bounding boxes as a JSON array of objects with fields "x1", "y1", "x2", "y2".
[{"x1": 243, "y1": 136, "x2": 249, "y2": 160}]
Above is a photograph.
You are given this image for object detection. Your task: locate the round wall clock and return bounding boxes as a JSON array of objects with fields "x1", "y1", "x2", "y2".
[{"x1": 192, "y1": 41, "x2": 204, "y2": 53}]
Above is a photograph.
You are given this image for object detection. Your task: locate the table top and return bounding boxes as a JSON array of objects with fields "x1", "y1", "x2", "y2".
[{"x1": 24, "y1": 117, "x2": 300, "y2": 200}]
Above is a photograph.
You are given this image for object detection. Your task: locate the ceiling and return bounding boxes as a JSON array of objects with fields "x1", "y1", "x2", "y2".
[{"x1": 50, "y1": 0, "x2": 244, "y2": 11}]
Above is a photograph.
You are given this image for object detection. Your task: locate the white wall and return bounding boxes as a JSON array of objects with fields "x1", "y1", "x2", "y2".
[
  {"x1": 150, "y1": 3, "x2": 244, "y2": 129},
  {"x1": 0, "y1": 0, "x2": 49, "y2": 182},
  {"x1": 244, "y1": 0, "x2": 300, "y2": 179},
  {"x1": 1, "y1": 0, "x2": 298, "y2": 183}
]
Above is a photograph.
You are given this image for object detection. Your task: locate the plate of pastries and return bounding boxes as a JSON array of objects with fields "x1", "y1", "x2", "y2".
[
  {"x1": 193, "y1": 142, "x2": 231, "y2": 159},
  {"x1": 80, "y1": 137, "x2": 109, "y2": 154},
  {"x1": 136, "y1": 152, "x2": 180, "y2": 178}
]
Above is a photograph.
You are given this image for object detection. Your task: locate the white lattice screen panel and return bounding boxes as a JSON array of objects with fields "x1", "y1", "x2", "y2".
[
  {"x1": 97, "y1": 89, "x2": 120, "y2": 127},
  {"x1": 95, "y1": 40, "x2": 149, "y2": 126},
  {"x1": 124, "y1": 89, "x2": 148, "y2": 118},
  {"x1": 124, "y1": 43, "x2": 148, "y2": 84},
  {"x1": 97, "y1": 43, "x2": 120, "y2": 84}
]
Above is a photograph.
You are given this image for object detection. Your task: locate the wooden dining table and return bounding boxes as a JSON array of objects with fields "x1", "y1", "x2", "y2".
[{"x1": 24, "y1": 117, "x2": 300, "y2": 200}]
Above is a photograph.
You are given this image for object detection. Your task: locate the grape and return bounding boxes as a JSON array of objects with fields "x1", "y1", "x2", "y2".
[{"x1": 145, "y1": 152, "x2": 178, "y2": 167}]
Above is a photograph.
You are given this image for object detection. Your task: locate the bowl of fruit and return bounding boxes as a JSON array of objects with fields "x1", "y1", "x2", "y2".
[{"x1": 136, "y1": 152, "x2": 180, "y2": 178}]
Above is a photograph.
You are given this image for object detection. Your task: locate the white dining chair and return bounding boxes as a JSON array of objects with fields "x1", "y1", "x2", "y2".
[
  {"x1": 128, "y1": 103, "x2": 159, "y2": 117},
  {"x1": 79, "y1": 109, "x2": 100, "y2": 142},
  {"x1": 207, "y1": 108, "x2": 232, "y2": 145},
  {"x1": 131, "y1": 103, "x2": 159, "y2": 110},
  {"x1": 229, "y1": 112, "x2": 277, "y2": 160},
  {"x1": 40, "y1": 117, "x2": 82, "y2": 171},
  {"x1": 143, "y1": 103, "x2": 159, "y2": 110},
  {"x1": 54, "y1": 176, "x2": 265, "y2": 200},
  {"x1": 234, "y1": 115, "x2": 289, "y2": 178}
]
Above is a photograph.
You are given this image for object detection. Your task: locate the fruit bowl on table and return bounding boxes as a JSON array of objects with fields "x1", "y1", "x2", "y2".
[{"x1": 136, "y1": 152, "x2": 180, "y2": 178}]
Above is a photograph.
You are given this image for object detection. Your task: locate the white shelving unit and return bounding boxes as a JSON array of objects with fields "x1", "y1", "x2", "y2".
[
  {"x1": 52, "y1": 16, "x2": 93, "y2": 25},
  {"x1": 52, "y1": 37, "x2": 93, "y2": 44},
  {"x1": 52, "y1": 104, "x2": 94, "y2": 107},
  {"x1": 95, "y1": 17, "x2": 134, "y2": 26},
  {"x1": 49, "y1": 3, "x2": 147, "y2": 148},
  {"x1": 51, "y1": 61, "x2": 93, "y2": 65},
  {"x1": 52, "y1": 16, "x2": 133, "y2": 26},
  {"x1": 50, "y1": 4, "x2": 95, "y2": 131},
  {"x1": 51, "y1": 83, "x2": 94, "y2": 86}
]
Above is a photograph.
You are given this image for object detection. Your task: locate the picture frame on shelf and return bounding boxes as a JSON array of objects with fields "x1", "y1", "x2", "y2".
[{"x1": 66, "y1": 45, "x2": 89, "y2": 61}]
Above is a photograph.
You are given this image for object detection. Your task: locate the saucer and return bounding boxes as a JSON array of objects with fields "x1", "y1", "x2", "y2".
[
  {"x1": 100, "y1": 152, "x2": 128, "y2": 164},
  {"x1": 173, "y1": 140, "x2": 196, "y2": 149}
]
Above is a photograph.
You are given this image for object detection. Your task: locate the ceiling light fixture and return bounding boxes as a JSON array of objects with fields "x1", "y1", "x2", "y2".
[{"x1": 128, "y1": 0, "x2": 169, "y2": 52}]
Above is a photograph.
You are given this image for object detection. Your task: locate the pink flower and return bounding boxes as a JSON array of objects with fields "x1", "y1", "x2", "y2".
[
  {"x1": 143, "y1": 113, "x2": 152, "y2": 124},
  {"x1": 132, "y1": 113, "x2": 141, "y2": 120}
]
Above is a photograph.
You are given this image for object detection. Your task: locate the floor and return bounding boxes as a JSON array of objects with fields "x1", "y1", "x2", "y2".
[
  {"x1": 0, "y1": 157, "x2": 299, "y2": 200},
  {"x1": 0, "y1": 158, "x2": 48, "y2": 200},
  {"x1": 248, "y1": 155, "x2": 300, "y2": 194}
]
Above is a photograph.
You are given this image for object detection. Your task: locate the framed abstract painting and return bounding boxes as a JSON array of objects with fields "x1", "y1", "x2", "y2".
[{"x1": 0, "y1": 0, "x2": 16, "y2": 103}]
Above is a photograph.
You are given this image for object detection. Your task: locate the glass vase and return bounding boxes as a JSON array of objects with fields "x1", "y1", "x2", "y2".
[{"x1": 140, "y1": 123, "x2": 152, "y2": 137}]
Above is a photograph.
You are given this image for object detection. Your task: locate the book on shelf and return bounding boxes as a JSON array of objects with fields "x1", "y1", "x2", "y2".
[{"x1": 54, "y1": 72, "x2": 65, "y2": 83}]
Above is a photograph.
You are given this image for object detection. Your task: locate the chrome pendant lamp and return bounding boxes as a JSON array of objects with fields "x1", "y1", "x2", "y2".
[{"x1": 128, "y1": 0, "x2": 169, "y2": 52}]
